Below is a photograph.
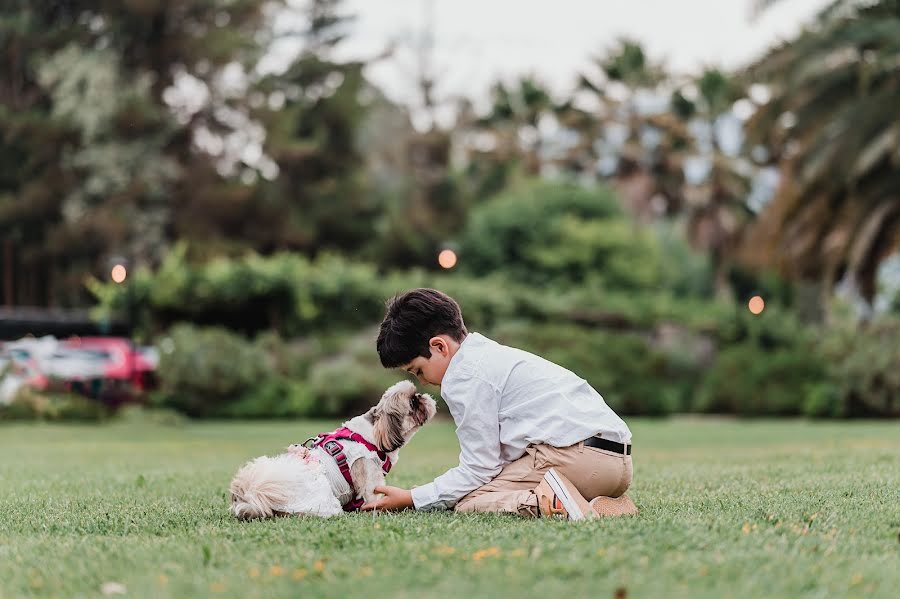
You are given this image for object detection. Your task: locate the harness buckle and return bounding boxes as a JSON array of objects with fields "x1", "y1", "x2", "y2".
[{"x1": 323, "y1": 440, "x2": 347, "y2": 466}]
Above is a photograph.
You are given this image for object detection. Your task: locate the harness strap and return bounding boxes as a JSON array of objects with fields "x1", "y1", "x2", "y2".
[
  {"x1": 327, "y1": 427, "x2": 392, "y2": 473},
  {"x1": 312, "y1": 427, "x2": 392, "y2": 512}
]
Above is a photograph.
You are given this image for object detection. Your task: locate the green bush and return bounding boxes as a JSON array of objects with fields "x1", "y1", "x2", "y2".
[
  {"x1": 0, "y1": 388, "x2": 110, "y2": 422},
  {"x1": 488, "y1": 321, "x2": 701, "y2": 416},
  {"x1": 456, "y1": 180, "x2": 715, "y2": 299},
  {"x1": 813, "y1": 315, "x2": 900, "y2": 417},
  {"x1": 694, "y1": 343, "x2": 826, "y2": 416},
  {"x1": 693, "y1": 305, "x2": 827, "y2": 416},
  {"x1": 88, "y1": 244, "x2": 408, "y2": 339},
  {"x1": 153, "y1": 324, "x2": 275, "y2": 417},
  {"x1": 305, "y1": 328, "x2": 414, "y2": 417},
  {"x1": 694, "y1": 314, "x2": 814, "y2": 414},
  {"x1": 460, "y1": 180, "x2": 662, "y2": 289},
  {"x1": 215, "y1": 378, "x2": 315, "y2": 419},
  {"x1": 87, "y1": 210, "x2": 724, "y2": 343},
  {"x1": 151, "y1": 324, "x2": 410, "y2": 418}
]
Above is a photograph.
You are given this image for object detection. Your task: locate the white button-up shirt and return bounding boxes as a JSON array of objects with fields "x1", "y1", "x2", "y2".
[{"x1": 410, "y1": 332, "x2": 632, "y2": 511}]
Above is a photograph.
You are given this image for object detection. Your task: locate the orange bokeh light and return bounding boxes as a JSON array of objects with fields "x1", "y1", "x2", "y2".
[
  {"x1": 438, "y1": 249, "x2": 457, "y2": 269},
  {"x1": 748, "y1": 295, "x2": 765, "y2": 315},
  {"x1": 111, "y1": 264, "x2": 127, "y2": 284}
]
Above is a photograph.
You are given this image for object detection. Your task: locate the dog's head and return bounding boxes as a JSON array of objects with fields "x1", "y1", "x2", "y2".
[{"x1": 368, "y1": 380, "x2": 437, "y2": 452}]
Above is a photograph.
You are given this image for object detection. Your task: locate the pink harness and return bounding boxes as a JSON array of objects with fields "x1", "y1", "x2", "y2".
[{"x1": 307, "y1": 427, "x2": 392, "y2": 511}]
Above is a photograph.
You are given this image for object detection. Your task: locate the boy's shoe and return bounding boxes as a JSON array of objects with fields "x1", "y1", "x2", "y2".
[
  {"x1": 536, "y1": 468, "x2": 596, "y2": 520},
  {"x1": 589, "y1": 494, "x2": 638, "y2": 517}
]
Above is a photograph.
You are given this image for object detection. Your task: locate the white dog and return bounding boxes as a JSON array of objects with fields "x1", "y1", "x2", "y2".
[{"x1": 229, "y1": 380, "x2": 437, "y2": 519}]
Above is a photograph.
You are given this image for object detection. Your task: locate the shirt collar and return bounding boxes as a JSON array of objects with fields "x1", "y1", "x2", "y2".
[{"x1": 442, "y1": 332, "x2": 471, "y2": 379}]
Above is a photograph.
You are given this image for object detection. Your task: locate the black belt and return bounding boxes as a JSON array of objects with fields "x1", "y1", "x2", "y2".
[{"x1": 584, "y1": 435, "x2": 631, "y2": 455}]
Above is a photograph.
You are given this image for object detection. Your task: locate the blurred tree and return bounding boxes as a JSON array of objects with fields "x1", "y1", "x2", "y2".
[
  {"x1": 459, "y1": 180, "x2": 670, "y2": 291},
  {"x1": 576, "y1": 38, "x2": 676, "y2": 218},
  {"x1": 361, "y1": 0, "x2": 469, "y2": 268},
  {"x1": 478, "y1": 77, "x2": 553, "y2": 176},
  {"x1": 455, "y1": 76, "x2": 555, "y2": 203},
  {"x1": 671, "y1": 68, "x2": 753, "y2": 298},
  {"x1": 0, "y1": 0, "x2": 269, "y2": 306},
  {"x1": 743, "y1": 0, "x2": 900, "y2": 304},
  {"x1": 253, "y1": 0, "x2": 377, "y2": 255}
]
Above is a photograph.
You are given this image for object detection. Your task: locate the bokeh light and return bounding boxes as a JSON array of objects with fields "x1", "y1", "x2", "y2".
[
  {"x1": 111, "y1": 264, "x2": 127, "y2": 284},
  {"x1": 748, "y1": 295, "x2": 765, "y2": 315},
  {"x1": 438, "y1": 249, "x2": 457, "y2": 269}
]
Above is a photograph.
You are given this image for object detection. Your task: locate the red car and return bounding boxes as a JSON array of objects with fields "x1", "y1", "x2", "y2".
[{"x1": 61, "y1": 337, "x2": 158, "y2": 391}]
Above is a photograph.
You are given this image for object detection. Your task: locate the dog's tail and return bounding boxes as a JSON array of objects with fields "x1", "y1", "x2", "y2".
[{"x1": 229, "y1": 455, "x2": 295, "y2": 519}]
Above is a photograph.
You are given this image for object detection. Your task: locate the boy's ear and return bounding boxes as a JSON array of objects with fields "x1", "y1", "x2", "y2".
[{"x1": 429, "y1": 336, "x2": 448, "y2": 356}]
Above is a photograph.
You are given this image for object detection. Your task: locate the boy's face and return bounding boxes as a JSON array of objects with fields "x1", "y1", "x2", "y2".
[{"x1": 401, "y1": 336, "x2": 454, "y2": 387}]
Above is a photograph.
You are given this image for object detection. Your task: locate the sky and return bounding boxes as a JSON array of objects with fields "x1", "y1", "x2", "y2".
[{"x1": 324, "y1": 0, "x2": 831, "y2": 125}]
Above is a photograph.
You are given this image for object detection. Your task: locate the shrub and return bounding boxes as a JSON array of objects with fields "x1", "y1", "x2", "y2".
[
  {"x1": 88, "y1": 244, "x2": 407, "y2": 339},
  {"x1": 694, "y1": 343, "x2": 826, "y2": 416},
  {"x1": 813, "y1": 315, "x2": 900, "y2": 417},
  {"x1": 153, "y1": 324, "x2": 275, "y2": 417},
  {"x1": 693, "y1": 304, "x2": 827, "y2": 416},
  {"x1": 488, "y1": 321, "x2": 701, "y2": 416},
  {"x1": 151, "y1": 324, "x2": 411, "y2": 419},
  {"x1": 0, "y1": 388, "x2": 110, "y2": 422},
  {"x1": 460, "y1": 180, "x2": 665, "y2": 290},
  {"x1": 305, "y1": 328, "x2": 415, "y2": 417},
  {"x1": 215, "y1": 378, "x2": 315, "y2": 419}
]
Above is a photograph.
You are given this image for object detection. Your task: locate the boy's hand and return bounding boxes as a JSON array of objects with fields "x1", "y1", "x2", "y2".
[{"x1": 360, "y1": 486, "x2": 414, "y2": 512}]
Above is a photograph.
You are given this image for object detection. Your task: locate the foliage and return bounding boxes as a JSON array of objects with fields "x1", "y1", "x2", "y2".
[
  {"x1": 88, "y1": 244, "x2": 398, "y2": 338},
  {"x1": 695, "y1": 344, "x2": 826, "y2": 416},
  {"x1": 0, "y1": 387, "x2": 109, "y2": 422},
  {"x1": 694, "y1": 308, "x2": 827, "y2": 416},
  {"x1": 151, "y1": 324, "x2": 407, "y2": 419},
  {"x1": 811, "y1": 314, "x2": 900, "y2": 417},
  {"x1": 250, "y1": 0, "x2": 377, "y2": 256},
  {"x1": 304, "y1": 328, "x2": 413, "y2": 417},
  {"x1": 489, "y1": 322, "x2": 700, "y2": 416},
  {"x1": 88, "y1": 229, "x2": 729, "y2": 343},
  {"x1": 743, "y1": 0, "x2": 900, "y2": 300},
  {"x1": 0, "y1": 0, "x2": 270, "y2": 306},
  {"x1": 153, "y1": 324, "x2": 276, "y2": 417},
  {"x1": 459, "y1": 180, "x2": 669, "y2": 290}
]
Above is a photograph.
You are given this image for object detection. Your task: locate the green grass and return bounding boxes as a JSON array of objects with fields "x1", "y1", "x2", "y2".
[{"x1": 1, "y1": 418, "x2": 898, "y2": 598}]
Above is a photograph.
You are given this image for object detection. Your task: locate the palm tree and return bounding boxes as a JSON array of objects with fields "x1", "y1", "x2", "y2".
[
  {"x1": 474, "y1": 76, "x2": 554, "y2": 176},
  {"x1": 742, "y1": 0, "x2": 900, "y2": 303},
  {"x1": 673, "y1": 69, "x2": 753, "y2": 298},
  {"x1": 575, "y1": 39, "x2": 676, "y2": 219}
]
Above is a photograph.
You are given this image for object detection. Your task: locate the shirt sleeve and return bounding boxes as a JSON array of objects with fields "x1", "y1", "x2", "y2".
[{"x1": 411, "y1": 371, "x2": 503, "y2": 511}]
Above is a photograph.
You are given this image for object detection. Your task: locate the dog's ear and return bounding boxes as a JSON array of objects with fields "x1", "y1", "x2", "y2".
[
  {"x1": 411, "y1": 393, "x2": 436, "y2": 426},
  {"x1": 372, "y1": 405, "x2": 405, "y2": 452},
  {"x1": 371, "y1": 381, "x2": 414, "y2": 452}
]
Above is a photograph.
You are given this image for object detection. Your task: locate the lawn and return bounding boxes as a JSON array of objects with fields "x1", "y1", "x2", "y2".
[{"x1": 0, "y1": 417, "x2": 898, "y2": 598}]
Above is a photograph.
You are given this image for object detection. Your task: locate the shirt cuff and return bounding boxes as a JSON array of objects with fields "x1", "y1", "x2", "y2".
[{"x1": 411, "y1": 483, "x2": 441, "y2": 511}]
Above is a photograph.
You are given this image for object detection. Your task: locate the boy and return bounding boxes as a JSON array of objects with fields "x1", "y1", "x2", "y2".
[{"x1": 361, "y1": 288, "x2": 636, "y2": 519}]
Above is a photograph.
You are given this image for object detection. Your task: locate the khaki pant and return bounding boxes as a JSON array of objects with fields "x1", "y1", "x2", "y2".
[{"x1": 455, "y1": 441, "x2": 633, "y2": 517}]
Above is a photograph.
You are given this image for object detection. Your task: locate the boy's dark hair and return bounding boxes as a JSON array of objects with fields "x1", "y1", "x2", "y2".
[{"x1": 377, "y1": 288, "x2": 468, "y2": 368}]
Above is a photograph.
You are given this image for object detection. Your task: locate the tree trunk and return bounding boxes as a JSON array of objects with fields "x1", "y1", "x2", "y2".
[
  {"x1": 3, "y1": 240, "x2": 12, "y2": 307},
  {"x1": 712, "y1": 249, "x2": 732, "y2": 301},
  {"x1": 796, "y1": 280, "x2": 826, "y2": 325}
]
